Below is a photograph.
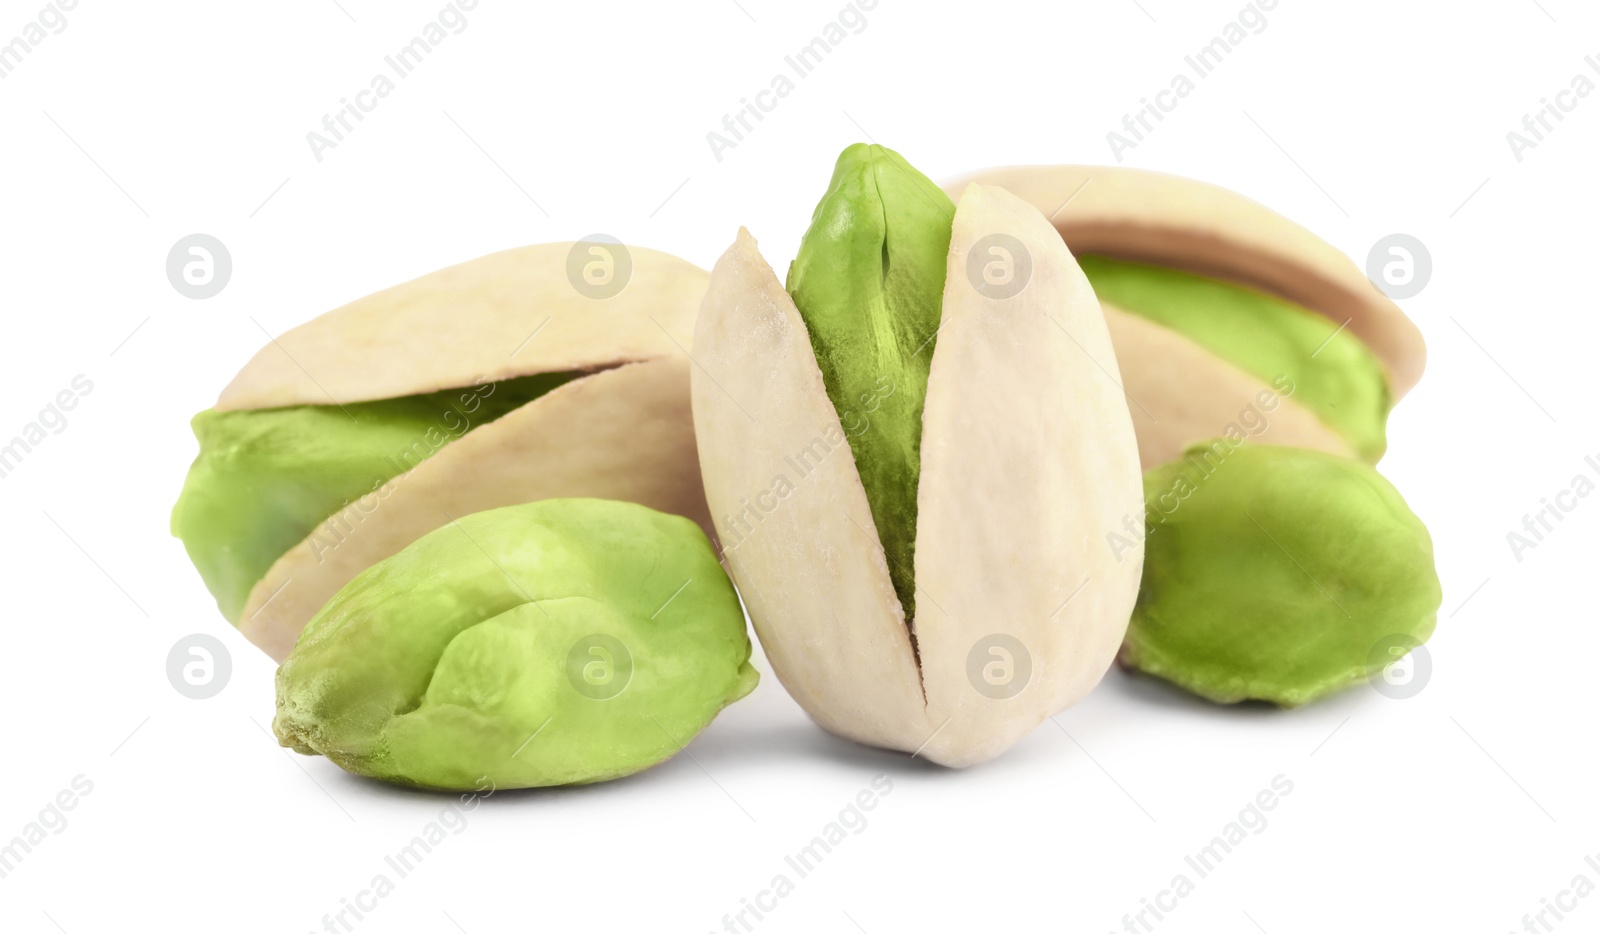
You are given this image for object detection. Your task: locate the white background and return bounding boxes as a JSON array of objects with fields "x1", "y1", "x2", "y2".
[{"x1": 1, "y1": 1, "x2": 1595, "y2": 932}]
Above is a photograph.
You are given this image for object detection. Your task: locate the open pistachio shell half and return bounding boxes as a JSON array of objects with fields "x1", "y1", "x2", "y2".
[
  {"x1": 941, "y1": 165, "x2": 1426, "y2": 469},
  {"x1": 172, "y1": 243, "x2": 711, "y2": 661},
  {"x1": 692, "y1": 153, "x2": 1143, "y2": 767}
]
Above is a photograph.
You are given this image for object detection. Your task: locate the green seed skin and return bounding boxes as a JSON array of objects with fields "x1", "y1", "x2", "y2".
[
  {"x1": 785, "y1": 143, "x2": 954, "y2": 621},
  {"x1": 273, "y1": 498, "x2": 758, "y2": 791},
  {"x1": 1124, "y1": 444, "x2": 1440, "y2": 706},
  {"x1": 1077, "y1": 254, "x2": 1392, "y2": 461},
  {"x1": 170, "y1": 373, "x2": 575, "y2": 621}
]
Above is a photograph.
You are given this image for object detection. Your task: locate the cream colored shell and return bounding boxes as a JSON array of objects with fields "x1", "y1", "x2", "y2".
[
  {"x1": 691, "y1": 184, "x2": 1143, "y2": 767},
  {"x1": 1104, "y1": 304, "x2": 1352, "y2": 469},
  {"x1": 217, "y1": 243, "x2": 705, "y2": 410},
  {"x1": 940, "y1": 165, "x2": 1427, "y2": 398},
  {"x1": 241, "y1": 359, "x2": 709, "y2": 661},
  {"x1": 217, "y1": 244, "x2": 712, "y2": 660}
]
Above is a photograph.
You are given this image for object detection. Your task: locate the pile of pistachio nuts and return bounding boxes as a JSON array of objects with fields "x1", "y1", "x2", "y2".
[{"x1": 171, "y1": 145, "x2": 1440, "y2": 790}]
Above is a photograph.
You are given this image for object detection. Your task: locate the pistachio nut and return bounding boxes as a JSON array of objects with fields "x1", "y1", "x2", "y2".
[
  {"x1": 1123, "y1": 443, "x2": 1441, "y2": 706},
  {"x1": 691, "y1": 144, "x2": 1143, "y2": 767},
  {"x1": 940, "y1": 165, "x2": 1427, "y2": 468},
  {"x1": 274, "y1": 498, "x2": 758, "y2": 790},
  {"x1": 171, "y1": 243, "x2": 711, "y2": 661}
]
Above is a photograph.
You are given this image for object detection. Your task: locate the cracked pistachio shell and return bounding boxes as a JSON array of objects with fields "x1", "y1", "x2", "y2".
[
  {"x1": 941, "y1": 164, "x2": 1427, "y2": 394},
  {"x1": 173, "y1": 371, "x2": 581, "y2": 626},
  {"x1": 690, "y1": 184, "x2": 1143, "y2": 767},
  {"x1": 1122, "y1": 444, "x2": 1441, "y2": 706},
  {"x1": 273, "y1": 498, "x2": 757, "y2": 791},
  {"x1": 1079, "y1": 255, "x2": 1391, "y2": 463},
  {"x1": 1103, "y1": 308, "x2": 1353, "y2": 468},
  {"x1": 174, "y1": 243, "x2": 713, "y2": 662},
  {"x1": 941, "y1": 165, "x2": 1427, "y2": 470}
]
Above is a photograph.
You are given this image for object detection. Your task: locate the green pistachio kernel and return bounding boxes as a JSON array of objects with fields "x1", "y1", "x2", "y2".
[
  {"x1": 1078, "y1": 254, "x2": 1392, "y2": 461},
  {"x1": 273, "y1": 498, "x2": 758, "y2": 790},
  {"x1": 1123, "y1": 443, "x2": 1440, "y2": 706},
  {"x1": 786, "y1": 142, "x2": 955, "y2": 621},
  {"x1": 171, "y1": 372, "x2": 575, "y2": 620}
]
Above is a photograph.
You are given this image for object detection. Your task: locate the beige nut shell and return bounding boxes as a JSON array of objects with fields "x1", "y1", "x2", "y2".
[
  {"x1": 217, "y1": 244, "x2": 712, "y2": 660},
  {"x1": 240, "y1": 358, "x2": 710, "y2": 662},
  {"x1": 217, "y1": 243, "x2": 705, "y2": 410},
  {"x1": 1104, "y1": 304, "x2": 1353, "y2": 469},
  {"x1": 691, "y1": 184, "x2": 1143, "y2": 767},
  {"x1": 939, "y1": 165, "x2": 1427, "y2": 398}
]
